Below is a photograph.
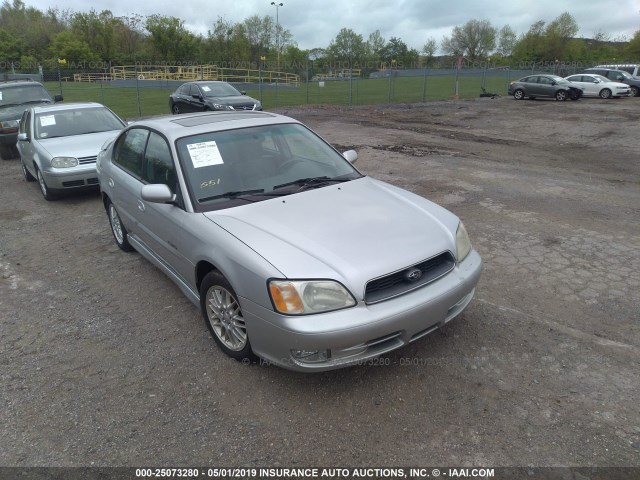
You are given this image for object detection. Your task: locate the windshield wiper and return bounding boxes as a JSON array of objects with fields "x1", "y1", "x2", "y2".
[
  {"x1": 199, "y1": 188, "x2": 265, "y2": 203},
  {"x1": 273, "y1": 176, "x2": 351, "y2": 190}
]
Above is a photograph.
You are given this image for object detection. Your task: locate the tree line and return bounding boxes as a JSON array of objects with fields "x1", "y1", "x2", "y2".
[{"x1": 1, "y1": 0, "x2": 639, "y2": 78}]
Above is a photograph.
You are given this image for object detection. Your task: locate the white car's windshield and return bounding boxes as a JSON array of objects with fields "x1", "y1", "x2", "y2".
[
  {"x1": 176, "y1": 123, "x2": 362, "y2": 209},
  {"x1": 35, "y1": 107, "x2": 125, "y2": 139}
]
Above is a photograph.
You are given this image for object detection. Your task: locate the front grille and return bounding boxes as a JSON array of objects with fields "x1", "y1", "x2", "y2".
[
  {"x1": 78, "y1": 156, "x2": 97, "y2": 165},
  {"x1": 234, "y1": 105, "x2": 256, "y2": 111},
  {"x1": 62, "y1": 179, "x2": 85, "y2": 187},
  {"x1": 365, "y1": 251, "x2": 456, "y2": 304},
  {"x1": 86, "y1": 177, "x2": 99, "y2": 185}
]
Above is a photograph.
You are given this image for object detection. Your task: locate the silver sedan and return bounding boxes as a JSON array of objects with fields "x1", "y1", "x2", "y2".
[
  {"x1": 17, "y1": 102, "x2": 126, "y2": 200},
  {"x1": 97, "y1": 111, "x2": 482, "y2": 371}
]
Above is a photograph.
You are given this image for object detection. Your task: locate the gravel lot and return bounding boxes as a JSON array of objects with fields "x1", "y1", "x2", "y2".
[{"x1": 1, "y1": 96, "x2": 639, "y2": 470}]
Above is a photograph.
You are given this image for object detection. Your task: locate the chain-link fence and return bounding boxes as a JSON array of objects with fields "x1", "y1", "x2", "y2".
[{"x1": 1, "y1": 60, "x2": 627, "y2": 120}]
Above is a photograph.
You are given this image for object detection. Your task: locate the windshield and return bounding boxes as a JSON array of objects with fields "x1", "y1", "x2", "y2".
[
  {"x1": 35, "y1": 107, "x2": 125, "y2": 139},
  {"x1": 201, "y1": 83, "x2": 242, "y2": 97},
  {"x1": 176, "y1": 123, "x2": 362, "y2": 210},
  {"x1": 0, "y1": 85, "x2": 51, "y2": 107},
  {"x1": 618, "y1": 71, "x2": 632, "y2": 79}
]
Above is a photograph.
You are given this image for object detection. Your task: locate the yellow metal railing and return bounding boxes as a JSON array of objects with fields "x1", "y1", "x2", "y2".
[{"x1": 73, "y1": 64, "x2": 299, "y2": 86}]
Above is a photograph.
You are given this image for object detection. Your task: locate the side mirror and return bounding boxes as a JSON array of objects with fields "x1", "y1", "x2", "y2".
[
  {"x1": 343, "y1": 149, "x2": 358, "y2": 164},
  {"x1": 141, "y1": 184, "x2": 176, "y2": 204},
  {"x1": 17, "y1": 132, "x2": 29, "y2": 142},
  {"x1": 54, "y1": 94, "x2": 63, "y2": 102}
]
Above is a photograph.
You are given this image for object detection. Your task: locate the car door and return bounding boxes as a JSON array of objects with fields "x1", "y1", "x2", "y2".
[
  {"x1": 567, "y1": 75, "x2": 594, "y2": 96},
  {"x1": 174, "y1": 84, "x2": 192, "y2": 112},
  {"x1": 186, "y1": 84, "x2": 205, "y2": 112},
  {"x1": 17, "y1": 109, "x2": 36, "y2": 174},
  {"x1": 109, "y1": 127, "x2": 149, "y2": 238},
  {"x1": 536, "y1": 76, "x2": 556, "y2": 97},
  {"x1": 135, "y1": 131, "x2": 194, "y2": 284},
  {"x1": 526, "y1": 76, "x2": 545, "y2": 96}
]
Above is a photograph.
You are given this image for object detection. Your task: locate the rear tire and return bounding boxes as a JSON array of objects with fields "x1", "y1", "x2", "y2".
[
  {"x1": 513, "y1": 89, "x2": 525, "y2": 100},
  {"x1": 0, "y1": 144, "x2": 15, "y2": 160}
]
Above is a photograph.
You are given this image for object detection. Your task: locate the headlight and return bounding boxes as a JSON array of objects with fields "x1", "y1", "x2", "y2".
[
  {"x1": 211, "y1": 103, "x2": 233, "y2": 110},
  {"x1": 456, "y1": 222, "x2": 472, "y2": 263},
  {"x1": 254, "y1": 102, "x2": 262, "y2": 110},
  {"x1": 269, "y1": 280, "x2": 356, "y2": 315},
  {"x1": 51, "y1": 157, "x2": 79, "y2": 168}
]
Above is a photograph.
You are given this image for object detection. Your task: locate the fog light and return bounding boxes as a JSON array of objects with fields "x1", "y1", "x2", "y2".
[{"x1": 291, "y1": 349, "x2": 330, "y2": 364}]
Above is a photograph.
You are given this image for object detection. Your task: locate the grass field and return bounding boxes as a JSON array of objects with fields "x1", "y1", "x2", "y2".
[{"x1": 43, "y1": 74, "x2": 512, "y2": 120}]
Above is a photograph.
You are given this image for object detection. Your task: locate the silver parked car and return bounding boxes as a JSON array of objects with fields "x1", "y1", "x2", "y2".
[
  {"x1": 96, "y1": 111, "x2": 482, "y2": 372},
  {"x1": 17, "y1": 102, "x2": 126, "y2": 200}
]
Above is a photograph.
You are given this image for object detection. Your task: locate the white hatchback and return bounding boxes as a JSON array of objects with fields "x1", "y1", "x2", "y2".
[{"x1": 565, "y1": 74, "x2": 631, "y2": 99}]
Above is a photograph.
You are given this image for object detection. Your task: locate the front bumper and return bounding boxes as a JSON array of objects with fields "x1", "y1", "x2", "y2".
[
  {"x1": 242, "y1": 249, "x2": 482, "y2": 372},
  {"x1": 41, "y1": 164, "x2": 99, "y2": 189}
]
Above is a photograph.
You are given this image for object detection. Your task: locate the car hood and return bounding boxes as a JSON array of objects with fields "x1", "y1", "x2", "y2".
[
  {"x1": 205, "y1": 95, "x2": 259, "y2": 107},
  {"x1": 204, "y1": 177, "x2": 459, "y2": 296},
  {"x1": 37, "y1": 130, "x2": 121, "y2": 158}
]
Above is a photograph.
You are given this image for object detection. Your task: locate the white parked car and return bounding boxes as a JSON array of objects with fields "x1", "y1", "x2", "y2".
[{"x1": 564, "y1": 74, "x2": 631, "y2": 99}]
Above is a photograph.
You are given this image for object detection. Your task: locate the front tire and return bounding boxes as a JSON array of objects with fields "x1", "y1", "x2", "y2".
[
  {"x1": 513, "y1": 89, "x2": 525, "y2": 100},
  {"x1": 36, "y1": 168, "x2": 57, "y2": 201},
  {"x1": 555, "y1": 90, "x2": 568, "y2": 101},
  {"x1": 172, "y1": 103, "x2": 180, "y2": 114},
  {"x1": 107, "y1": 200, "x2": 133, "y2": 251},
  {"x1": 599, "y1": 89, "x2": 612, "y2": 99},
  {"x1": 200, "y1": 271, "x2": 254, "y2": 361},
  {"x1": 21, "y1": 159, "x2": 35, "y2": 182}
]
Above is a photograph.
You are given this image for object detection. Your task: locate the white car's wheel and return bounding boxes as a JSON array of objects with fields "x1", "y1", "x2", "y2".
[{"x1": 599, "y1": 88, "x2": 612, "y2": 99}]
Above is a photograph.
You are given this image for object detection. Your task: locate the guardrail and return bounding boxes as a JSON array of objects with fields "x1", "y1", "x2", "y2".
[{"x1": 72, "y1": 65, "x2": 299, "y2": 87}]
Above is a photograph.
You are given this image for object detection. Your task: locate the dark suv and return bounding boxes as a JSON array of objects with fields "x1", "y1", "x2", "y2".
[
  {"x1": 583, "y1": 68, "x2": 640, "y2": 97},
  {"x1": 0, "y1": 80, "x2": 63, "y2": 159}
]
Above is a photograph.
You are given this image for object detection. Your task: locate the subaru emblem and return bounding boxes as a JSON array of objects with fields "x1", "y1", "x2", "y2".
[{"x1": 405, "y1": 268, "x2": 423, "y2": 282}]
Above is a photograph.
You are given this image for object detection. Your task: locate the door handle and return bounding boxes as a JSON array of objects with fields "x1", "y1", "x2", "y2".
[
  {"x1": 108, "y1": 178, "x2": 114, "y2": 188},
  {"x1": 137, "y1": 200, "x2": 146, "y2": 212}
]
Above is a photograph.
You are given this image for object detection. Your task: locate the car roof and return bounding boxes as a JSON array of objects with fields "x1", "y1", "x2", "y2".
[
  {"x1": 30, "y1": 102, "x2": 108, "y2": 114},
  {"x1": 0, "y1": 81, "x2": 45, "y2": 88},
  {"x1": 129, "y1": 111, "x2": 300, "y2": 141},
  {"x1": 585, "y1": 68, "x2": 624, "y2": 72}
]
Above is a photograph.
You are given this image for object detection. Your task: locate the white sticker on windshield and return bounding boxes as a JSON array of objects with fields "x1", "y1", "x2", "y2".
[
  {"x1": 40, "y1": 115, "x2": 56, "y2": 126},
  {"x1": 187, "y1": 141, "x2": 224, "y2": 168},
  {"x1": 201, "y1": 86, "x2": 211, "y2": 92},
  {"x1": 0, "y1": 92, "x2": 2, "y2": 100}
]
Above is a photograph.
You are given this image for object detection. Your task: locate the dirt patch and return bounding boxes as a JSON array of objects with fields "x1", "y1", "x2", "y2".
[{"x1": 1, "y1": 96, "x2": 638, "y2": 468}]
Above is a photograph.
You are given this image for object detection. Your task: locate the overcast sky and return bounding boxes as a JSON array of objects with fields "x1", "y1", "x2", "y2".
[{"x1": 29, "y1": 0, "x2": 640, "y2": 51}]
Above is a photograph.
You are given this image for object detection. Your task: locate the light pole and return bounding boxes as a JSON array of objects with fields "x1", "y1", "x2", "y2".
[{"x1": 271, "y1": 2, "x2": 283, "y2": 77}]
